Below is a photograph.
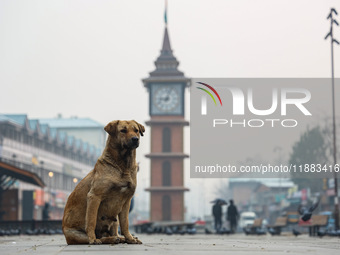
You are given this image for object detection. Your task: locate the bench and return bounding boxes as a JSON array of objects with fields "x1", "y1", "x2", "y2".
[
  {"x1": 267, "y1": 217, "x2": 287, "y2": 235},
  {"x1": 308, "y1": 215, "x2": 328, "y2": 236}
]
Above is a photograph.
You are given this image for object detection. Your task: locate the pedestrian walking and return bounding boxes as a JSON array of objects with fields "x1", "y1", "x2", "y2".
[
  {"x1": 227, "y1": 199, "x2": 239, "y2": 233},
  {"x1": 42, "y1": 203, "x2": 50, "y2": 220}
]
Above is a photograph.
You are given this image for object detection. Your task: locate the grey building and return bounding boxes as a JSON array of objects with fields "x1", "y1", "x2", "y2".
[
  {"x1": 39, "y1": 116, "x2": 106, "y2": 151},
  {"x1": 0, "y1": 114, "x2": 101, "y2": 220}
]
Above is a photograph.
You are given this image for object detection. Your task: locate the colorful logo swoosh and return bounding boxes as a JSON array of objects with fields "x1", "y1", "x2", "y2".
[{"x1": 196, "y1": 82, "x2": 223, "y2": 106}]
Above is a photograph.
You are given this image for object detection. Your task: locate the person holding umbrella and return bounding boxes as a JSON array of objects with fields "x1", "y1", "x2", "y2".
[{"x1": 211, "y1": 199, "x2": 228, "y2": 232}]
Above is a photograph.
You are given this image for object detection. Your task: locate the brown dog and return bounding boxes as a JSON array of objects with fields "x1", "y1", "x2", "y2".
[{"x1": 62, "y1": 120, "x2": 145, "y2": 245}]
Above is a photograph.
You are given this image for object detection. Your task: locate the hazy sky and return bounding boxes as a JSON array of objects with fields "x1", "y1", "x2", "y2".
[{"x1": 1, "y1": 0, "x2": 339, "y2": 219}]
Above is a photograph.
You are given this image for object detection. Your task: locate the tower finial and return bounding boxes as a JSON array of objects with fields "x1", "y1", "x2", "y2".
[{"x1": 164, "y1": 0, "x2": 168, "y2": 26}]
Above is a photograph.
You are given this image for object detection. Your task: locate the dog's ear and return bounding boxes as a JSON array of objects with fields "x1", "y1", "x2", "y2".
[
  {"x1": 104, "y1": 120, "x2": 119, "y2": 136},
  {"x1": 134, "y1": 120, "x2": 145, "y2": 137}
]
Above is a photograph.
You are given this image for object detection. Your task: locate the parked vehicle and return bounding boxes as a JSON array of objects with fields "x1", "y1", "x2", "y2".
[{"x1": 239, "y1": 212, "x2": 256, "y2": 228}]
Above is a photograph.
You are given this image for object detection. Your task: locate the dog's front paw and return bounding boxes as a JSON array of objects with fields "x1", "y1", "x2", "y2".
[
  {"x1": 125, "y1": 236, "x2": 142, "y2": 244},
  {"x1": 89, "y1": 238, "x2": 102, "y2": 245}
]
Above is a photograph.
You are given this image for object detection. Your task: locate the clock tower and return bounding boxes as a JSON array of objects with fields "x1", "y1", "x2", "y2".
[{"x1": 143, "y1": 23, "x2": 190, "y2": 221}]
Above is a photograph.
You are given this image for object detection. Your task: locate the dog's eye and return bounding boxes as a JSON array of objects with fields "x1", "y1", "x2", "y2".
[
  {"x1": 120, "y1": 129, "x2": 127, "y2": 133},
  {"x1": 134, "y1": 129, "x2": 138, "y2": 133}
]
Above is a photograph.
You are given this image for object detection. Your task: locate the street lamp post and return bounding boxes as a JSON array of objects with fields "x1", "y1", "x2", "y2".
[
  {"x1": 48, "y1": 171, "x2": 54, "y2": 204},
  {"x1": 325, "y1": 7, "x2": 339, "y2": 230}
]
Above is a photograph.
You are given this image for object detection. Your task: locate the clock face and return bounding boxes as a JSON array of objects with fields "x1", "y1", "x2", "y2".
[
  {"x1": 154, "y1": 86, "x2": 179, "y2": 112},
  {"x1": 150, "y1": 84, "x2": 183, "y2": 115}
]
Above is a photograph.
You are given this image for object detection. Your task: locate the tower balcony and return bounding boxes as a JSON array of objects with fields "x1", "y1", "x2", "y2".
[
  {"x1": 145, "y1": 186, "x2": 189, "y2": 192},
  {"x1": 145, "y1": 152, "x2": 189, "y2": 159}
]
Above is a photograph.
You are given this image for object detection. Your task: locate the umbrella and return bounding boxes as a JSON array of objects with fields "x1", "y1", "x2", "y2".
[{"x1": 210, "y1": 198, "x2": 228, "y2": 205}]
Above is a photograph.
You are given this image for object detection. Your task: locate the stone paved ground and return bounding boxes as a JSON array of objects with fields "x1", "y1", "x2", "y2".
[{"x1": 0, "y1": 233, "x2": 339, "y2": 255}]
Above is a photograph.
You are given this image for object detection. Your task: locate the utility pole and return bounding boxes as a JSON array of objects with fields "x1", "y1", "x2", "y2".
[{"x1": 325, "y1": 7, "x2": 339, "y2": 231}]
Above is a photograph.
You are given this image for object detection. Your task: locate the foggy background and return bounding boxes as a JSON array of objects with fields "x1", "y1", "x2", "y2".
[{"x1": 1, "y1": 0, "x2": 339, "y2": 219}]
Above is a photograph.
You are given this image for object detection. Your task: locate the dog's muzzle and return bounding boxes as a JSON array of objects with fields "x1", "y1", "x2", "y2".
[{"x1": 130, "y1": 136, "x2": 139, "y2": 148}]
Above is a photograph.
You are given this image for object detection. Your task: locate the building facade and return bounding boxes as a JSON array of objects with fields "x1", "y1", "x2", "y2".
[
  {"x1": 0, "y1": 114, "x2": 102, "y2": 220},
  {"x1": 39, "y1": 116, "x2": 106, "y2": 151}
]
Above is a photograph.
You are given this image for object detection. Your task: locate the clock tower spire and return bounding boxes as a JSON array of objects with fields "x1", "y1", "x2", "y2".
[
  {"x1": 142, "y1": 3, "x2": 190, "y2": 221},
  {"x1": 149, "y1": 27, "x2": 184, "y2": 78}
]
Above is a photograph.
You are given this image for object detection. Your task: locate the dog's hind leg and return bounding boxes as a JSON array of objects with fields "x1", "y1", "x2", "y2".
[{"x1": 63, "y1": 228, "x2": 93, "y2": 245}]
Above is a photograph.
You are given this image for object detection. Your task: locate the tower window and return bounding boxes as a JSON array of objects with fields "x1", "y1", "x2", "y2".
[
  {"x1": 162, "y1": 161, "x2": 171, "y2": 186},
  {"x1": 162, "y1": 195, "x2": 171, "y2": 221},
  {"x1": 162, "y1": 127, "x2": 171, "y2": 152}
]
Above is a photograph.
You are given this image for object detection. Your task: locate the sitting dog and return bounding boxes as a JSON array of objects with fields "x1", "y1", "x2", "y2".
[{"x1": 62, "y1": 120, "x2": 145, "y2": 245}]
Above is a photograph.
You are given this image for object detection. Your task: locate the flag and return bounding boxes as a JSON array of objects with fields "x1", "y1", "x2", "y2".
[{"x1": 164, "y1": 0, "x2": 168, "y2": 25}]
